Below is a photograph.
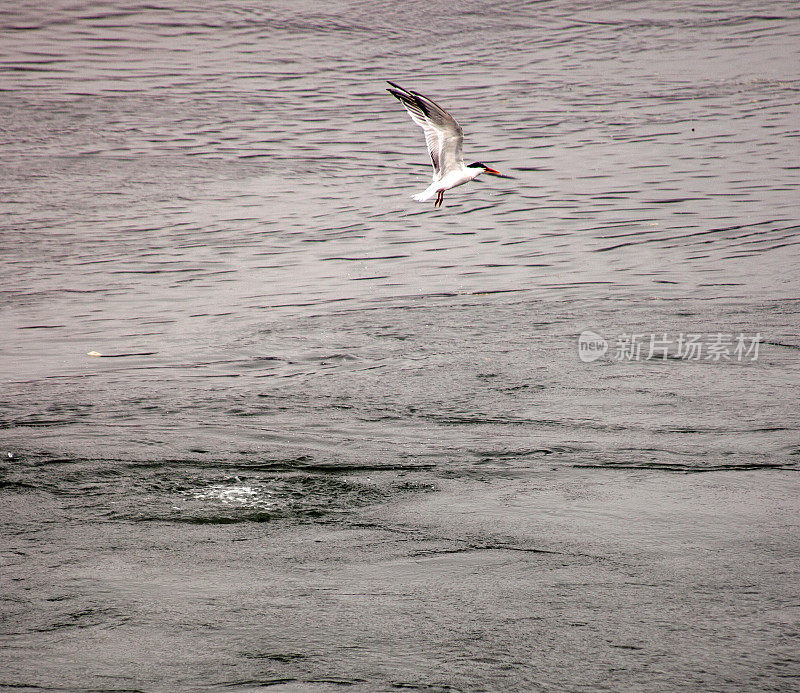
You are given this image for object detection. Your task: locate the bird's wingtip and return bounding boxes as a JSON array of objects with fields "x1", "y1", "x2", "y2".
[{"x1": 386, "y1": 84, "x2": 409, "y2": 102}]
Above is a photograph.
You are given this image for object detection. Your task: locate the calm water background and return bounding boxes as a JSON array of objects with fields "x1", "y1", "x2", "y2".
[{"x1": 1, "y1": 1, "x2": 799, "y2": 690}]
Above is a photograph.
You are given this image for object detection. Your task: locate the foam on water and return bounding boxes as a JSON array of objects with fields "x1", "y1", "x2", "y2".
[{"x1": 186, "y1": 482, "x2": 272, "y2": 507}]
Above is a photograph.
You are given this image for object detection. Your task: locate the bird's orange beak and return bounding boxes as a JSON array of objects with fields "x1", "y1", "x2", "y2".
[{"x1": 483, "y1": 167, "x2": 505, "y2": 177}]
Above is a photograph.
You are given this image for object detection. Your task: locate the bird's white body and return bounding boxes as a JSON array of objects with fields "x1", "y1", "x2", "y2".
[
  {"x1": 412, "y1": 167, "x2": 483, "y2": 202},
  {"x1": 387, "y1": 82, "x2": 506, "y2": 207}
]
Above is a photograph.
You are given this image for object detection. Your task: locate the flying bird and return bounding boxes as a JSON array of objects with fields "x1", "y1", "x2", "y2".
[{"x1": 386, "y1": 81, "x2": 507, "y2": 207}]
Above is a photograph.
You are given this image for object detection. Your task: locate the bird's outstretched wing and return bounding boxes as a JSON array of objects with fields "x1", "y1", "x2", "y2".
[{"x1": 387, "y1": 81, "x2": 464, "y2": 180}]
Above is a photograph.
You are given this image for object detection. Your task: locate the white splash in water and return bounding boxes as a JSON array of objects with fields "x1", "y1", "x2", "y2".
[{"x1": 187, "y1": 483, "x2": 275, "y2": 509}]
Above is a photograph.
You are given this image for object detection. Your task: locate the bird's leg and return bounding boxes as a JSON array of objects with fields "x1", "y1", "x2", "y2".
[{"x1": 435, "y1": 190, "x2": 444, "y2": 207}]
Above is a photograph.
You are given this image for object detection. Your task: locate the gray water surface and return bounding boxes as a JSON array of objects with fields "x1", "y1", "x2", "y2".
[{"x1": 1, "y1": 1, "x2": 799, "y2": 690}]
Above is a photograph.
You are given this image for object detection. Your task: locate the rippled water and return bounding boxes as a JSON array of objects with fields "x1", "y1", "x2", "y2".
[{"x1": 1, "y1": 1, "x2": 799, "y2": 690}]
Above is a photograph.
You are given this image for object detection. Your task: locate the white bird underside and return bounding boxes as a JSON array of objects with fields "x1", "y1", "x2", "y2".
[{"x1": 387, "y1": 82, "x2": 505, "y2": 207}]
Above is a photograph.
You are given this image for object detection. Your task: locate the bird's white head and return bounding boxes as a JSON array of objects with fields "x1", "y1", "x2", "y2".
[{"x1": 467, "y1": 161, "x2": 506, "y2": 179}]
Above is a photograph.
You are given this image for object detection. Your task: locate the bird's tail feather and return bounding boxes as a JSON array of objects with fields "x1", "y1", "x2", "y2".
[{"x1": 413, "y1": 188, "x2": 436, "y2": 202}]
